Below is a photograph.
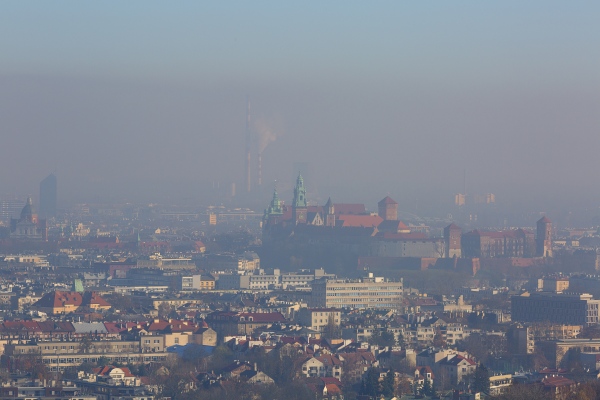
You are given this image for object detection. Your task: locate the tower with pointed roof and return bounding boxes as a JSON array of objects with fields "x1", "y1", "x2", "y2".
[
  {"x1": 263, "y1": 187, "x2": 284, "y2": 227},
  {"x1": 378, "y1": 196, "x2": 398, "y2": 221},
  {"x1": 324, "y1": 197, "x2": 336, "y2": 227},
  {"x1": 292, "y1": 173, "x2": 307, "y2": 224},
  {"x1": 536, "y1": 216, "x2": 553, "y2": 257}
]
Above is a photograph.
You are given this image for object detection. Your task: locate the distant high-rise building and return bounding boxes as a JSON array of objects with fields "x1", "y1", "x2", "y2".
[
  {"x1": 0, "y1": 197, "x2": 25, "y2": 222},
  {"x1": 473, "y1": 193, "x2": 495, "y2": 204},
  {"x1": 537, "y1": 216, "x2": 553, "y2": 257},
  {"x1": 454, "y1": 193, "x2": 466, "y2": 207},
  {"x1": 39, "y1": 173, "x2": 57, "y2": 218}
]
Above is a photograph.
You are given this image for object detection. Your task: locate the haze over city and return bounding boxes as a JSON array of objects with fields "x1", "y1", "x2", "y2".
[
  {"x1": 6, "y1": 3, "x2": 600, "y2": 399},
  {"x1": 1, "y1": 2, "x2": 600, "y2": 216}
]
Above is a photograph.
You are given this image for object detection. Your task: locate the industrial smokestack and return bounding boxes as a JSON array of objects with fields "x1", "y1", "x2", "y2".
[
  {"x1": 245, "y1": 97, "x2": 251, "y2": 193},
  {"x1": 254, "y1": 115, "x2": 282, "y2": 189},
  {"x1": 258, "y1": 152, "x2": 262, "y2": 187}
]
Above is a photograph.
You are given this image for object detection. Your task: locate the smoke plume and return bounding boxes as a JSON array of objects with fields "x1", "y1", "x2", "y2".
[{"x1": 253, "y1": 116, "x2": 283, "y2": 154}]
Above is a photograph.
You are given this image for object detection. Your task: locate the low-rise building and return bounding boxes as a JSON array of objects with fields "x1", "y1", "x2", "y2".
[
  {"x1": 489, "y1": 374, "x2": 513, "y2": 396},
  {"x1": 296, "y1": 308, "x2": 341, "y2": 332},
  {"x1": 33, "y1": 291, "x2": 111, "y2": 315},
  {"x1": 206, "y1": 311, "x2": 287, "y2": 336},
  {"x1": 301, "y1": 355, "x2": 342, "y2": 380}
]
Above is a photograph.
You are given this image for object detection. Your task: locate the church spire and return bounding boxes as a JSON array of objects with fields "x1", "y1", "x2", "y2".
[
  {"x1": 293, "y1": 173, "x2": 307, "y2": 208},
  {"x1": 292, "y1": 173, "x2": 307, "y2": 224}
]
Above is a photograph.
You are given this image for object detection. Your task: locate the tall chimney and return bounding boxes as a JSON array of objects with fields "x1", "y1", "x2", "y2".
[
  {"x1": 257, "y1": 152, "x2": 262, "y2": 187},
  {"x1": 245, "y1": 97, "x2": 252, "y2": 193}
]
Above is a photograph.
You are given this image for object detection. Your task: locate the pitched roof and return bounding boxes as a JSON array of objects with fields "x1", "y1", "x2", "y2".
[
  {"x1": 439, "y1": 354, "x2": 475, "y2": 366},
  {"x1": 83, "y1": 292, "x2": 111, "y2": 308},
  {"x1": 72, "y1": 321, "x2": 108, "y2": 334},
  {"x1": 315, "y1": 354, "x2": 342, "y2": 366},
  {"x1": 337, "y1": 214, "x2": 382, "y2": 228},
  {"x1": 34, "y1": 290, "x2": 110, "y2": 310},
  {"x1": 333, "y1": 203, "x2": 366, "y2": 215},
  {"x1": 543, "y1": 375, "x2": 575, "y2": 388},
  {"x1": 378, "y1": 196, "x2": 398, "y2": 206},
  {"x1": 35, "y1": 291, "x2": 83, "y2": 308}
]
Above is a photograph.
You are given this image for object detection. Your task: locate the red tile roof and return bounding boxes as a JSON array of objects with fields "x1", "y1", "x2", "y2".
[
  {"x1": 337, "y1": 214, "x2": 382, "y2": 228},
  {"x1": 334, "y1": 203, "x2": 367, "y2": 215},
  {"x1": 378, "y1": 196, "x2": 398, "y2": 205},
  {"x1": 543, "y1": 375, "x2": 575, "y2": 388}
]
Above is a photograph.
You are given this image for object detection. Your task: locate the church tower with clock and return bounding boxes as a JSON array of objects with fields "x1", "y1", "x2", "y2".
[{"x1": 292, "y1": 173, "x2": 307, "y2": 224}]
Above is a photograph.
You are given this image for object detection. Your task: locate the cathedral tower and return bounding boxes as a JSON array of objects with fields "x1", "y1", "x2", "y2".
[{"x1": 292, "y1": 173, "x2": 307, "y2": 224}]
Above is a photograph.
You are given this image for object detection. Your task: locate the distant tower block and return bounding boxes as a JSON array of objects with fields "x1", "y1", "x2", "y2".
[
  {"x1": 455, "y1": 193, "x2": 466, "y2": 207},
  {"x1": 39, "y1": 173, "x2": 57, "y2": 218},
  {"x1": 444, "y1": 223, "x2": 462, "y2": 258},
  {"x1": 378, "y1": 196, "x2": 398, "y2": 221},
  {"x1": 537, "y1": 216, "x2": 553, "y2": 257}
]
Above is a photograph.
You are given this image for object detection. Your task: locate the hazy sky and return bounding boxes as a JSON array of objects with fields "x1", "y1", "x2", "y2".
[{"x1": 1, "y1": 2, "x2": 599, "y2": 213}]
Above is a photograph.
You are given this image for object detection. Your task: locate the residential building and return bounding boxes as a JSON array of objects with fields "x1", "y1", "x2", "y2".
[
  {"x1": 310, "y1": 274, "x2": 403, "y2": 309},
  {"x1": 511, "y1": 292, "x2": 600, "y2": 326},
  {"x1": 0, "y1": 380, "x2": 96, "y2": 400},
  {"x1": 217, "y1": 268, "x2": 334, "y2": 291},
  {"x1": 489, "y1": 374, "x2": 513, "y2": 396},
  {"x1": 445, "y1": 324, "x2": 468, "y2": 345},
  {"x1": 4, "y1": 340, "x2": 170, "y2": 372},
  {"x1": 33, "y1": 291, "x2": 111, "y2": 315},
  {"x1": 301, "y1": 355, "x2": 342, "y2": 380},
  {"x1": 438, "y1": 354, "x2": 476, "y2": 386},
  {"x1": 296, "y1": 308, "x2": 341, "y2": 332},
  {"x1": 206, "y1": 311, "x2": 287, "y2": 336}
]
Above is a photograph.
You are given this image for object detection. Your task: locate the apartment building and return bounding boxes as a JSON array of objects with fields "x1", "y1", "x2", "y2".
[
  {"x1": 511, "y1": 292, "x2": 600, "y2": 326},
  {"x1": 4, "y1": 340, "x2": 169, "y2": 372},
  {"x1": 296, "y1": 308, "x2": 341, "y2": 331},
  {"x1": 217, "y1": 268, "x2": 335, "y2": 291},
  {"x1": 310, "y1": 274, "x2": 403, "y2": 309}
]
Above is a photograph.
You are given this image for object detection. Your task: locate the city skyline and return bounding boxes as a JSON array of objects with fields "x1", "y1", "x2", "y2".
[{"x1": 1, "y1": 2, "x2": 599, "y2": 215}]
